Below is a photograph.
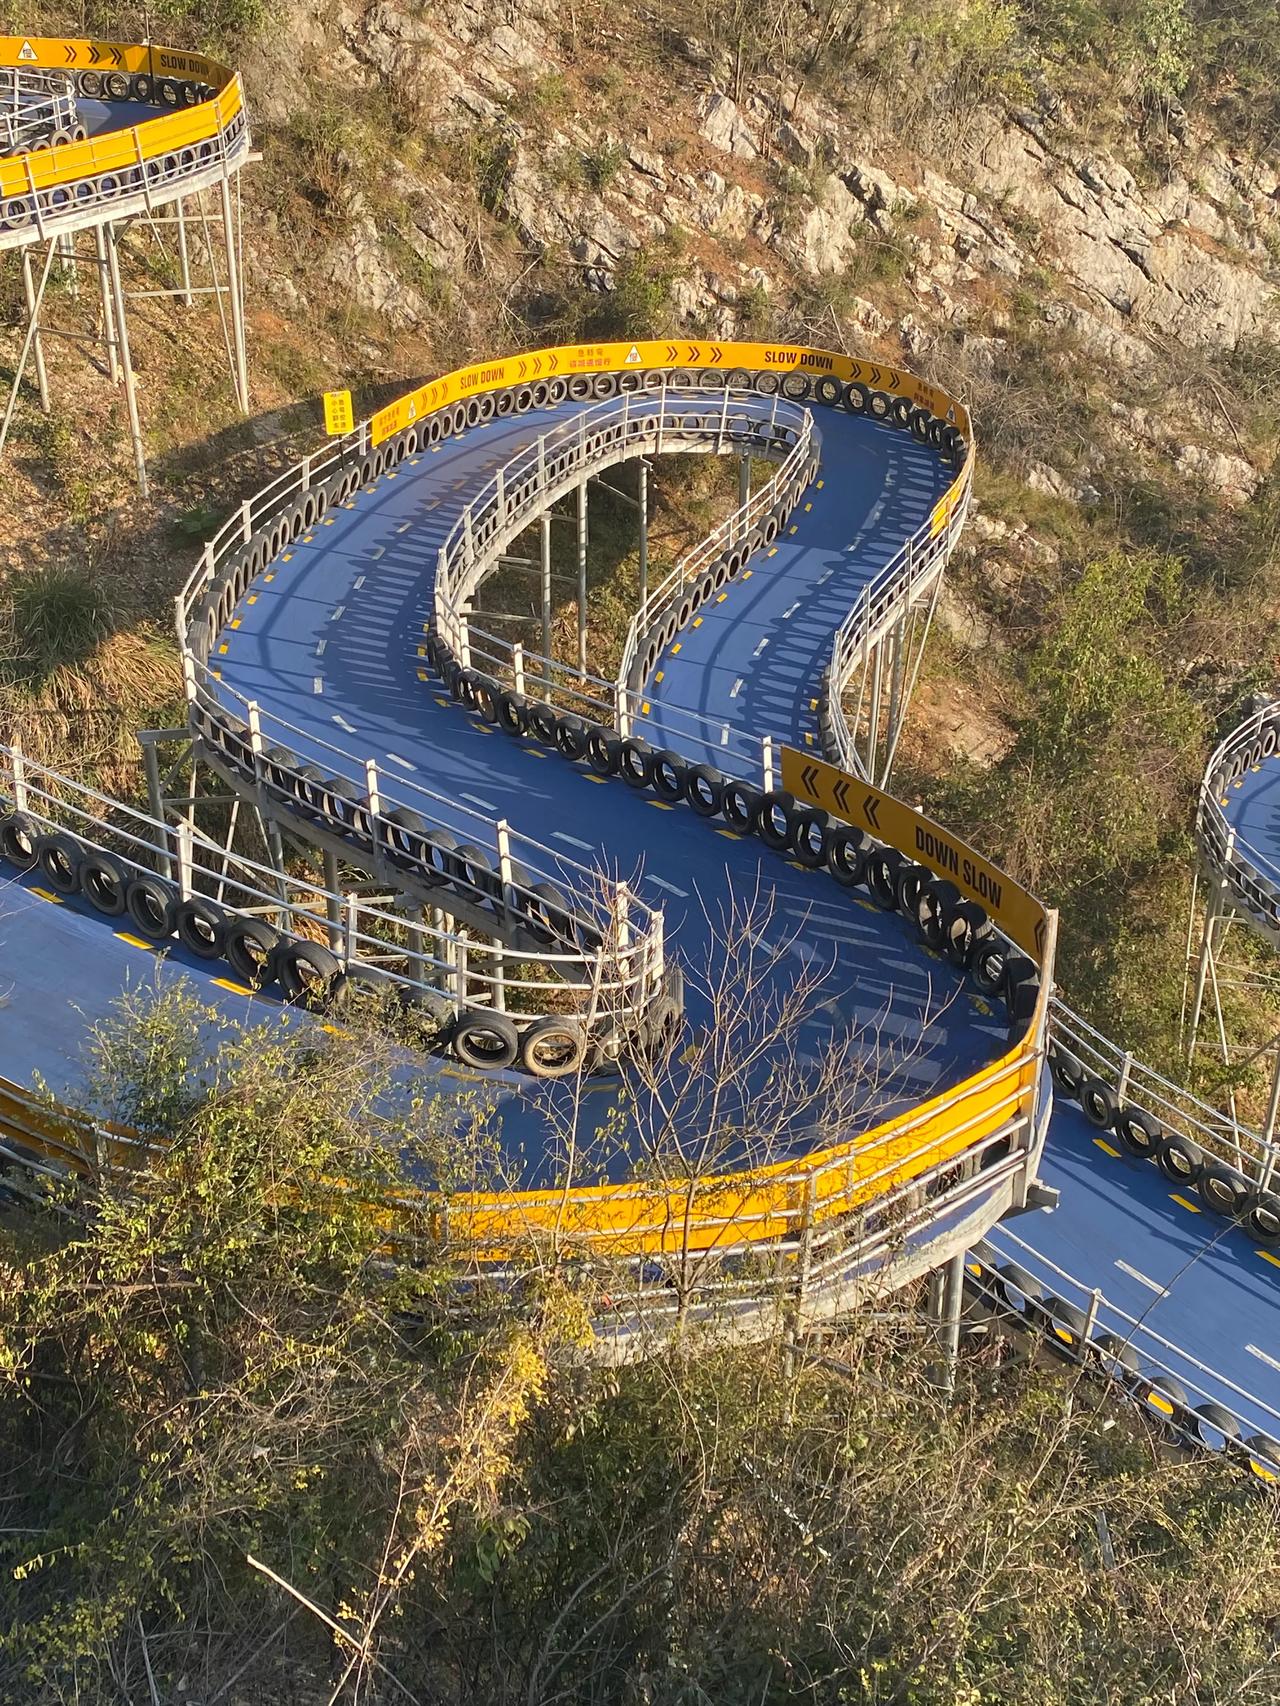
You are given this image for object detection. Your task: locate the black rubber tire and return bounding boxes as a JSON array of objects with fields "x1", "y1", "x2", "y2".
[
  {"x1": 223, "y1": 917, "x2": 281, "y2": 987},
  {"x1": 385, "y1": 807, "x2": 428, "y2": 865},
  {"x1": 453, "y1": 1011, "x2": 520, "y2": 1071},
  {"x1": 519, "y1": 1016, "x2": 588, "y2": 1079},
  {"x1": 1154, "y1": 1130, "x2": 1202, "y2": 1183},
  {"x1": 916, "y1": 878, "x2": 961, "y2": 950},
  {"x1": 827, "y1": 826, "x2": 867, "y2": 887},
  {"x1": 1079, "y1": 1074, "x2": 1118, "y2": 1130},
  {"x1": 945, "y1": 900, "x2": 991, "y2": 968},
  {"x1": 454, "y1": 843, "x2": 499, "y2": 906},
  {"x1": 1141, "y1": 1374, "x2": 1189, "y2": 1428},
  {"x1": 0, "y1": 812, "x2": 38, "y2": 870},
  {"x1": 642, "y1": 995, "x2": 683, "y2": 1059},
  {"x1": 969, "y1": 939, "x2": 1008, "y2": 997},
  {"x1": 1191, "y1": 1402, "x2": 1241, "y2": 1450},
  {"x1": 586, "y1": 727, "x2": 622, "y2": 775},
  {"x1": 618, "y1": 738, "x2": 655, "y2": 789},
  {"x1": 865, "y1": 847, "x2": 903, "y2": 910},
  {"x1": 1119, "y1": 1105, "x2": 1167, "y2": 1160},
  {"x1": 125, "y1": 876, "x2": 178, "y2": 940},
  {"x1": 1244, "y1": 1192, "x2": 1280, "y2": 1246},
  {"x1": 79, "y1": 852, "x2": 129, "y2": 917},
  {"x1": 1197, "y1": 1163, "x2": 1251, "y2": 1220},
  {"x1": 1093, "y1": 1331, "x2": 1140, "y2": 1386},
  {"x1": 274, "y1": 940, "x2": 342, "y2": 1007},
  {"x1": 789, "y1": 807, "x2": 829, "y2": 867},
  {"x1": 529, "y1": 701, "x2": 557, "y2": 742},
  {"x1": 893, "y1": 860, "x2": 929, "y2": 918},
  {"x1": 495, "y1": 692, "x2": 529, "y2": 736},
  {"x1": 418, "y1": 829, "x2": 460, "y2": 888},
  {"x1": 175, "y1": 897, "x2": 226, "y2": 959},
  {"x1": 723, "y1": 781, "x2": 764, "y2": 835},
  {"x1": 555, "y1": 715, "x2": 589, "y2": 761},
  {"x1": 685, "y1": 764, "x2": 724, "y2": 818},
  {"x1": 1005, "y1": 959, "x2": 1040, "y2": 1029},
  {"x1": 652, "y1": 750, "x2": 687, "y2": 802},
  {"x1": 525, "y1": 881, "x2": 573, "y2": 948},
  {"x1": 1243, "y1": 1433, "x2": 1280, "y2": 1485},
  {"x1": 754, "y1": 788, "x2": 794, "y2": 850},
  {"x1": 1044, "y1": 1295, "x2": 1090, "y2": 1355},
  {"x1": 994, "y1": 1261, "x2": 1043, "y2": 1316},
  {"x1": 34, "y1": 833, "x2": 83, "y2": 896},
  {"x1": 1049, "y1": 1046, "x2": 1085, "y2": 1099}
]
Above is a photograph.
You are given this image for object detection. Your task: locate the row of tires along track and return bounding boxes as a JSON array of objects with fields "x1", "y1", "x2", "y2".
[
  {"x1": 1045, "y1": 1037, "x2": 1280, "y2": 1244},
  {"x1": 964, "y1": 1247, "x2": 1280, "y2": 1485},
  {"x1": 0, "y1": 71, "x2": 237, "y2": 233}
]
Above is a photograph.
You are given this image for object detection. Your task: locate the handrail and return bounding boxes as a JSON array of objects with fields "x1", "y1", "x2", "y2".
[
  {"x1": 0, "y1": 37, "x2": 249, "y2": 247},
  {"x1": 1195, "y1": 699, "x2": 1280, "y2": 930}
]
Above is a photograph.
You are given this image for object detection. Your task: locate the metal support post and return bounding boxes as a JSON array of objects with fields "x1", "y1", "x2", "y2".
[
  {"x1": 866, "y1": 640, "x2": 884, "y2": 780},
  {"x1": 219, "y1": 174, "x2": 250, "y2": 414},
  {"x1": 939, "y1": 1252, "x2": 965, "y2": 1393},
  {"x1": 1257, "y1": 1048, "x2": 1280, "y2": 1194},
  {"x1": 577, "y1": 478, "x2": 589, "y2": 678},
  {"x1": 103, "y1": 221, "x2": 149, "y2": 498},
  {"x1": 738, "y1": 451, "x2": 750, "y2": 514},
  {"x1": 1186, "y1": 883, "x2": 1224, "y2": 1061},
  {"x1": 20, "y1": 247, "x2": 50, "y2": 415},
  {"x1": 883, "y1": 616, "x2": 906, "y2": 786},
  {"x1": 0, "y1": 238, "x2": 57, "y2": 458},
  {"x1": 540, "y1": 511, "x2": 552, "y2": 663},
  {"x1": 323, "y1": 848, "x2": 342, "y2": 951},
  {"x1": 638, "y1": 458, "x2": 649, "y2": 613},
  {"x1": 176, "y1": 193, "x2": 194, "y2": 308},
  {"x1": 94, "y1": 223, "x2": 122, "y2": 383}
]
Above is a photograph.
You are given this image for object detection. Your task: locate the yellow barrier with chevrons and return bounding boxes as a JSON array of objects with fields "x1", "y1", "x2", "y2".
[{"x1": 0, "y1": 36, "x2": 241, "y2": 200}]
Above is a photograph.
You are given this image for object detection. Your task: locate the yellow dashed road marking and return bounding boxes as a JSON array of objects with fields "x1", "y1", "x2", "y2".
[
  {"x1": 31, "y1": 887, "x2": 61, "y2": 904},
  {"x1": 1258, "y1": 1250, "x2": 1280, "y2": 1269},
  {"x1": 648, "y1": 799, "x2": 675, "y2": 811},
  {"x1": 213, "y1": 977, "x2": 252, "y2": 996},
  {"x1": 1093, "y1": 1137, "x2": 1121, "y2": 1157},
  {"x1": 1170, "y1": 1193, "x2": 1201, "y2": 1214},
  {"x1": 115, "y1": 932, "x2": 155, "y2": 951}
]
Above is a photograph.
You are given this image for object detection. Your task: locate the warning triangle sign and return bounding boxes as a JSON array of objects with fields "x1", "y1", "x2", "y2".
[
  {"x1": 18, "y1": 41, "x2": 37, "y2": 60},
  {"x1": 624, "y1": 344, "x2": 641, "y2": 365}
]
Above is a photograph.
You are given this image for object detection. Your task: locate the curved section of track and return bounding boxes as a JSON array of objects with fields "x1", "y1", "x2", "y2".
[{"x1": 0, "y1": 35, "x2": 248, "y2": 250}]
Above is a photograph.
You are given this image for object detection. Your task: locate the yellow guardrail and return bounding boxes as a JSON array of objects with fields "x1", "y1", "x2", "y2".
[{"x1": 0, "y1": 36, "x2": 241, "y2": 200}]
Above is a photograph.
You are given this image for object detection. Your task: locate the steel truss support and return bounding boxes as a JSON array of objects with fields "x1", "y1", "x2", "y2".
[{"x1": 0, "y1": 173, "x2": 251, "y2": 494}]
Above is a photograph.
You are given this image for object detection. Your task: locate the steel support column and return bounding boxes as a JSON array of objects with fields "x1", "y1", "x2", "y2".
[
  {"x1": 577, "y1": 478, "x2": 589, "y2": 678},
  {"x1": 103, "y1": 221, "x2": 148, "y2": 499}
]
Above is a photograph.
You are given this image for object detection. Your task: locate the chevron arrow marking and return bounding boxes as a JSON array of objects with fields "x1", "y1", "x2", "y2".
[{"x1": 863, "y1": 793, "x2": 881, "y2": 832}]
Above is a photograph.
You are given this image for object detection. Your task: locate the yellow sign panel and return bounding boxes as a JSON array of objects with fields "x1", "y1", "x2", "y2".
[
  {"x1": 0, "y1": 36, "x2": 227, "y2": 84},
  {"x1": 780, "y1": 746, "x2": 1047, "y2": 962},
  {"x1": 371, "y1": 339, "x2": 971, "y2": 448},
  {"x1": 323, "y1": 389, "x2": 354, "y2": 436}
]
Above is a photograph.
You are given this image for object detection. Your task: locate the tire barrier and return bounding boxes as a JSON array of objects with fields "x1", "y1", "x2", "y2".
[
  {"x1": 1043, "y1": 1037, "x2": 1278, "y2": 1239},
  {"x1": 0, "y1": 39, "x2": 248, "y2": 249},
  {"x1": 963, "y1": 1249, "x2": 1280, "y2": 1486}
]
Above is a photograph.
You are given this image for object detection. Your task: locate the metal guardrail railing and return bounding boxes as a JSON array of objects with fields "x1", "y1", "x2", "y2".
[
  {"x1": 0, "y1": 744, "x2": 642, "y2": 1036},
  {"x1": 430, "y1": 384, "x2": 816, "y2": 779},
  {"x1": 0, "y1": 38, "x2": 249, "y2": 245},
  {"x1": 1196, "y1": 699, "x2": 1280, "y2": 933},
  {"x1": 977, "y1": 1224, "x2": 1280, "y2": 1480},
  {"x1": 0, "y1": 68, "x2": 79, "y2": 158},
  {"x1": 826, "y1": 462, "x2": 973, "y2": 780},
  {"x1": 175, "y1": 403, "x2": 669, "y2": 1034}
]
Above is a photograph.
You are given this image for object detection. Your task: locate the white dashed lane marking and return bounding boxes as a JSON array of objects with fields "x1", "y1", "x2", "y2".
[
  {"x1": 552, "y1": 831, "x2": 593, "y2": 851},
  {"x1": 647, "y1": 875, "x2": 689, "y2": 899},
  {"x1": 752, "y1": 638, "x2": 769, "y2": 657},
  {"x1": 1115, "y1": 1259, "x2": 1163, "y2": 1295},
  {"x1": 461, "y1": 791, "x2": 497, "y2": 811},
  {"x1": 315, "y1": 638, "x2": 327, "y2": 656},
  {"x1": 782, "y1": 601, "x2": 799, "y2": 619},
  {"x1": 332, "y1": 714, "x2": 357, "y2": 734},
  {"x1": 730, "y1": 678, "x2": 744, "y2": 699},
  {"x1": 1246, "y1": 1343, "x2": 1280, "y2": 1375},
  {"x1": 313, "y1": 677, "x2": 324, "y2": 694},
  {"x1": 330, "y1": 604, "x2": 346, "y2": 622},
  {"x1": 386, "y1": 752, "x2": 415, "y2": 770}
]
